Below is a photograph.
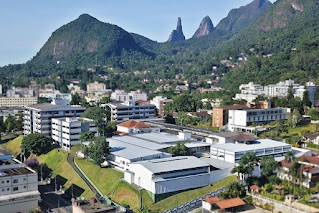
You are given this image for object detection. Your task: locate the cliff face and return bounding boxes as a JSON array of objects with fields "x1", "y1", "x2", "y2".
[
  {"x1": 193, "y1": 16, "x2": 215, "y2": 38},
  {"x1": 167, "y1": 17, "x2": 185, "y2": 42}
]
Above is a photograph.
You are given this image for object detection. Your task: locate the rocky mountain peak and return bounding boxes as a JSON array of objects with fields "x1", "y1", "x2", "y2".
[
  {"x1": 167, "y1": 17, "x2": 185, "y2": 42},
  {"x1": 192, "y1": 16, "x2": 215, "y2": 38}
]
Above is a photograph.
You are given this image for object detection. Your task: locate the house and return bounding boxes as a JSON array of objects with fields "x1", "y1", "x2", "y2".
[
  {"x1": 150, "y1": 96, "x2": 172, "y2": 116},
  {"x1": 0, "y1": 153, "x2": 40, "y2": 213},
  {"x1": 116, "y1": 120, "x2": 152, "y2": 134},
  {"x1": 124, "y1": 156, "x2": 211, "y2": 202},
  {"x1": 303, "y1": 132, "x2": 319, "y2": 145},
  {"x1": 278, "y1": 155, "x2": 319, "y2": 188},
  {"x1": 202, "y1": 197, "x2": 246, "y2": 212},
  {"x1": 250, "y1": 185, "x2": 260, "y2": 194}
]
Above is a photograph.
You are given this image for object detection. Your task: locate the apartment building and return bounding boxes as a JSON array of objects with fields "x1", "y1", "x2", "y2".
[
  {"x1": 212, "y1": 105, "x2": 249, "y2": 128},
  {"x1": 128, "y1": 90, "x2": 148, "y2": 101},
  {"x1": 105, "y1": 100, "x2": 156, "y2": 123},
  {"x1": 110, "y1": 90, "x2": 132, "y2": 102},
  {"x1": 234, "y1": 82, "x2": 264, "y2": 102},
  {"x1": 87, "y1": 81, "x2": 106, "y2": 93},
  {"x1": 0, "y1": 97, "x2": 38, "y2": 108},
  {"x1": 0, "y1": 153, "x2": 40, "y2": 213},
  {"x1": 23, "y1": 103, "x2": 85, "y2": 137},
  {"x1": 150, "y1": 96, "x2": 172, "y2": 116},
  {"x1": 51, "y1": 117, "x2": 98, "y2": 150},
  {"x1": 228, "y1": 107, "x2": 289, "y2": 132}
]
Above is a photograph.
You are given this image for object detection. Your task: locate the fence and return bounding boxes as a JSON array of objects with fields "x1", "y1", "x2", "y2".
[
  {"x1": 162, "y1": 187, "x2": 226, "y2": 213},
  {"x1": 248, "y1": 192, "x2": 307, "y2": 213}
]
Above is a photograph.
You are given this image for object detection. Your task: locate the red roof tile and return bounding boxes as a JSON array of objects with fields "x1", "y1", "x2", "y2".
[
  {"x1": 250, "y1": 185, "x2": 260, "y2": 190},
  {"x1": 230, "y1": 134, "x2": 255, "y2": 142},
  {"x1": 214, "y1": 197, "x2": 246, "y2": 209},
  {"x1": 117, "y1": 120, "x2": 150, "y2": 128},
  {"x1": 203, "y1": 196, "x2": 220, "y2": 204}
]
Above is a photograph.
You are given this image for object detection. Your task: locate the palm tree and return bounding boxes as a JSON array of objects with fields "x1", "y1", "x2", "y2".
[{"x1": 284, "y1": 151, "x2": 296, "y2": 163}]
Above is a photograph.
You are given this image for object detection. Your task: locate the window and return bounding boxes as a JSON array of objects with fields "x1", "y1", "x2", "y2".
[
  {"x1": 1, "y1": 181, "x2": 4, "y2": 184},
  {"x1": 7, "y1": 188, "x2": 9, "y2": 191},
  {"x1": 13, "y1": 187, "x2": 18, "y2": 191},
  {"x1": 1, "y1": 189, "x2": 4, "y2": 192},
  {"x1": 24, "y1": 186, "x2": 27, "y2": 189},
  {"x1": 6, "y1": 180, "x2": 9, "y2": 183},
  {"x1": 13, "y1": 179, "x2": 18, "y2": 184}
]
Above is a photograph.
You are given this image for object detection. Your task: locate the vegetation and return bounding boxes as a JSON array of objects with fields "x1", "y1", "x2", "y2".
[
  {"x1": 81, "y1": 107, "x2": 109, "y2": 134},
  {"x1": 3, "y1": 136, "x2": 23, "y2": 156},
  {"x1": 219, "y1": 182, "x2": 246, "y2": 199},
  {"x1": 231, "y1": 152, "x2": 259, "y2": 181},
  {"x1": 21, "y1": 133, "x2": 52, "y2": 156},
  {"x1": 167, "y1": 142, "x2": 189, "y2": 156},
  {"x1": 84, "y1": 136, "x2": 110, "y2": 166}
]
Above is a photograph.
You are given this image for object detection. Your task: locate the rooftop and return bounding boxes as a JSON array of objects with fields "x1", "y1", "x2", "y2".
[
  {"x1": 213, "y1": 197, "x2": 246, "y2": 209},
  {"x1": 216, "y1": 104, "x2": 249, "y2": 110},
  {"x1": 108, "y1": 138, "x2": 168, "y2": 160},
  {"x1": 117, "y1": 120, "x2": 150, "y2": 128},
  {"x1": 229, "y1": 133, "x2": 255, "y2": 142},
  {"x1": 132, "y1": 156, "x2": 209, "y2": 174},
  {"x1": 26, "y1": 103, "x2": 85, "y2": 111},
  {"x1": 212, "y1": 139, "x2": 291, "y2": 153},
  {"x1": 204, "y1": 196, "x2": 220, "y2": 204},
  {"x1": 200, "y1": 158, "x2": 235, "y2": 169}
]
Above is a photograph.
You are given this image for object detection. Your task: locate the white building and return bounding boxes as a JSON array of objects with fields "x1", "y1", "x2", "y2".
[
  {"x1": 39, "y1": 90, "x2": 71, "y2": 106},
  {"x1": 6, "y1": 87, "x2": 36, "y2": 98},
  {"x1": 211, "y1": 138, "x2": 292, "y2": 163},
  {"x1": 105, "y1": 100, "x2": 156, "y2": 123},
  {"x1": 150, "y1": 96, "x2": 172, "y2": 116},
  {"x1": 128, "y1": 90, "x2": 148, "y2": 101},
  {"x1": 234, "y1": 82, "x2": 264, "y2": 102},
  {"x1": 116, "y1": 120, "x2": 152, "y2": 134},
  {"x1": 67, "y1": 84, "x2": 86, "y2": 96},
  {"x1": 110, "y1": 90, "x2": 132, "y2": 102},
  {"x1": 23, "y1": 103, "x2": 86, "y2": 137},
  {"x1": 228, "y1": 107, "x2": 289, "y2": 132},
  {"x1": 124, "y1": 156, "x2": 211, "y2": 202},
  {"x1": 0, "y1": 97, "x2": 38, "y2": 108},
  {"x1": 52, "y1": 117, "x2": 98, "y2": 150},
  {"x1": 0, "y1": 153, "x2": 40, "y2": 213}
]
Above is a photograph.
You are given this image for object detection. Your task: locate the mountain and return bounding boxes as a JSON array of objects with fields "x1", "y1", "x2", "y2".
[
  {"x1": 167, "y1": 17, "x2": 185, "y2": 42},
  {"x1": 33, "y1": 14, "x2": 152, "y2": 64},
  {"x1": 192, "y1": 16, "x2": 215, "y2": 38},
  {"x1": 214, "y1": 0, "x2": 272, "y2": 35}
]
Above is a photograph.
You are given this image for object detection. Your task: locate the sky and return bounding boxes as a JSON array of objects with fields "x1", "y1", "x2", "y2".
[{"x1": 0, "y1": 0, "x2": 276, "y2": 66}]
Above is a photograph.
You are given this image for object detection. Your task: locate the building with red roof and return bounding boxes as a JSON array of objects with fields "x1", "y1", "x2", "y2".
[
  {"x1": 202, "y1": 197, "x2": 246, "y2": 212},
  {"x1": 116, "y1": 120, "x2": 152, "y2": 134}
]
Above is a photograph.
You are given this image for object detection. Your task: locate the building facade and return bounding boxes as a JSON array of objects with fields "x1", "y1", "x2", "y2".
[
  {"x1": 105, "y1": 101, "x2": 156, "y2": 123},
  {"x1": 51, "y1": 117, "x2": 98, "y2": 150},
  {"x1": 150, "y1": 96, "x2": 172, "y2": 116},
  {"x1": 87, "y1": 81, "x2": 106, "y2": 93},
  {"x1": 128, "y1": 90, "x2": 148, "y2": 101},
  {"x1": 0, "y1": 97, "x2": 38, "y2": 108},
  {"x1": 23, "y1": 103, "x2": 85, "y2": 137},
  {"x1": 0, "y1": 153, "x2": 40, "y2": 213}
]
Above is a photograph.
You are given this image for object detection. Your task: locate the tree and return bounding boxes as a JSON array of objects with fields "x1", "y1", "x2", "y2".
[
  {"x1": 100, "y1": 96, "x2": 111, "y2": 104},
  {"x1": 289, "y1": 109, "x2": 301, "y2": 128},
  {"x1": 70, "y1": 92, "x2": 81, "y2": 105},
  {"x1": 21, "y1": 133, "x2": 52, "y2": 156},
  {"x1": 79, "y1": 131, "x2": 95, "y2": 143},
  {"x1": 203, "y1": 102, "x2": 212, "y2": 110},
  {"x1": 87, "y1": 136, "x2": 110, "y2": 166},
  {"x1": 284, "y1": 151, "x2": 296, "y2": 163},
  {"x1": 0, "y1": 116, "x2": 5, "y2": 142},
  {"x1": 5, "y1": 114, "x2": 16, "y2": 132},
  {"x1": 81, "y1": 107, "x2": 108, "y2": 135},
  {"x1": 219, "y1": 182, "x2": 246, "y2": 199},
  {"x1": 261, "y1": 156, "x2": 279, "y2": 177},
  {"x1": 231, "y1": 152, "x2": 260, "y2": 180},
  {"x1": 306, "y1": 108, "x2": 319, "y2": 120},
  {"x1": 15, "y1": 112, "x2": 23, "y2": 131},
  {"x1": 105, "y1": 121, "x2": 117, "y2": 136},
  {"x1": 168, "y1": 143, "x2": 189, "y2": 156}
]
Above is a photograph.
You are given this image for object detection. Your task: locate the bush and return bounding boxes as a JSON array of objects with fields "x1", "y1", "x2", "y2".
[{"x1": 245, "y1": 195, "x2": 253, "y2": 205}]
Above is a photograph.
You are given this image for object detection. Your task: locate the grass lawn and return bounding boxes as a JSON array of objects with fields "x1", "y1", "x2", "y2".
[
  {"x1": 110, "y1": 181, "x2": 141, "y2": 211},
  {"x1": 3, "y1": 136, "x2": 23, "y2": 156},
  {"x1": 75, "y1": 158, "x2": 123, "y2": 196},
  {"x1": 148, "y1": 175, "x2": 238, "y2": 212},
  {"x1": 37, "y1": 149, "x2": 94, "y2": 198}
]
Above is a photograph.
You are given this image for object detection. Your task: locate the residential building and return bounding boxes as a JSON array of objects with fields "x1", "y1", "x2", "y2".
[
  {"x1": 6, "y1": 87, "x2": 36, "y2": 98},
  {"x1": 87, "y1": 81, "x2": 106, "y2": 93},
  {"x1": 279, "y1": 155, "x2": 319, "y2": 188},
  {"x1": 234, "y1": 82, "x2": 264, "y2": 102},
  {"x1": 306, "y1": 82, "x2": 318, "y2": 105},
  {"x1": 52, "y1": 117, "x2": 97, "y2": 150},
  {"x1": 128, "y1": 90, "x2": 148, "y2": 101},
  {"x1": 0, "y1": 153, "x2": 40, "y2": 213},
  {"x1": 124, "y1": 156, "x2": 211, "y2": 202},
  {"x1": 201, "y1": 98, "x2": 221, "y2": 108},
  {"x1": 110, "y1": 90, "x2": 131, "y2": 102},
  {"x1": 105, "y1": 100, "x2": 156, "y2": 123},
  {"x1": 0, "y1": 84, "x2": 2, "y2": 96},
  {"x1": 150, "y1": 96, "x2": 173, "y2": 116},
  {"x1": 0, "y1": 107, "x2": 23, "y2": 121},
  {"x1": 72, "y1": 197, "x2": 124, "y2": 213},
  {"x1": 303, "y1": 132, "x2": 319, "y2": 145},
  {"x1": 68, "y1": 84, "x2": 86, "y2": 97},
  {"x1": 39, "y1": 90, "x2": 71, "y2": 106},
  {"x1": 23, "y1": 103, "x2": 85, "y2": 137},
  {"x1": 116, "y1": 120, "x2": 152, "y2": 134},
  {"x1": 212, "y1": 104, "x2": 249, "y2": 128},
  {"x1": 211, "y1": 138, "x2": 292, "y2": 163},
  {"x1": 228, "y1": 107, "x2": 289, "y2": 132},
  {"x1": 0, "y1": 97, "x2": 38, "y2": 108}
]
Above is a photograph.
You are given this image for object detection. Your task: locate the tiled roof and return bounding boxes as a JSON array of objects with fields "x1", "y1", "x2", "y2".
[
  {"x1": 117, "y1": 120, "x2": 150, "y2": 128},
  {"x1": 299, "y1": 155, "x2": 319, "y2": 166},
  {"x1": 303, "y1": 132, "x2": 319, "y2": 140},
  {"x1": 250, "y1": 185, "x2": 260, "y2": 190},
  {"x1": 203, "y1": 196, "x2": 220, "y2": 204},
  {"x1": 229, "y1": 133, "x2": 255, "y2": 142},
  {"x1": 280, "y1": 160, "x2": 293, "y2": 168},
  {"x1": 214, "y1": 197, "x2": 246, "y2": 209}
]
